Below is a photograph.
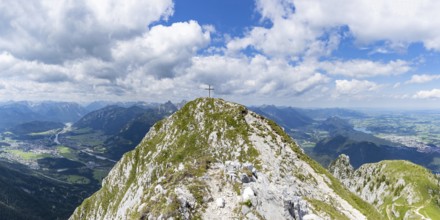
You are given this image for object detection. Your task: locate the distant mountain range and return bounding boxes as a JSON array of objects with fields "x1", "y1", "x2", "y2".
[
  {"x1": 0, "y1": 100, "x2": 185, "y2": 131},
  {"x1": 0, "y1": 101, "x2": 87, "y2": 130},
  {"x1": 297, "y1": 107, "x2": 367, "y2": 120},
  {"x1": 10, "y1": 121, "x2": 65, "y2": 136},
  {"x1": 84, "y1": 100, "x2": 187, "y2": 112},
  {"x1": 250, "y1": 105, "x2": 314, "y2": 129},
  {"x1": 250, "y1": 105, "x2": 367, "y2": 130},
  {"x1": 74, "y1": 105, "x2": 148, "y2": 135},
  {"x1": 70, "y1": 101, "x2": 178, "y2": 160}
]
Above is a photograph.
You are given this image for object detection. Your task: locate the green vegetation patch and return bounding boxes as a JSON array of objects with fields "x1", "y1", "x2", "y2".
[
  {"x1": 373, "y1": 160, "x2": 440, "y2": 219},
  {"x1": 6, "y1": 149, "x2": 50, "y2": 160},
  {"x1": 307, "y1": 198, "x2": 350, "y2": 220},
  {"x1": 66, "y1": 130, "x2": 107, "y2": 147},
  {"x1": 61, "y1": 175, "x2": 91, "y2": 184},
  {"x1": 57, "y1": 146, "x2": 77, "y2": 160},
  {"x1": 29, "y1": 129, "x2": 58, "y2": 136},
  {"x1": 420, "y1": 203, "x2": 440, "y2": 220},
  {"x1": 93, "y1": 169, "x2": 109, "y2": 182}
]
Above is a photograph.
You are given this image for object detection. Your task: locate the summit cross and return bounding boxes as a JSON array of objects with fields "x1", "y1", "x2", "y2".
[{"x1": 205, "y1": 85, "x2": 214, "y2": 98}]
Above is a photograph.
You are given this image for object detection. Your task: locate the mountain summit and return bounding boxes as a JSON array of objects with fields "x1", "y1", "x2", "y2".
[{"x1": 70, "y1": 98, "x2": 381, "y2": 220}]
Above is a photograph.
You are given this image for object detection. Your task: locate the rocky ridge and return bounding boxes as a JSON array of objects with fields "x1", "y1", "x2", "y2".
[
  {"x1": 70, "y1": 98, "x2": 381, "y2": 220},
  {"x1": 329, "y1": 154, "x2": 440, "y2": 219}
]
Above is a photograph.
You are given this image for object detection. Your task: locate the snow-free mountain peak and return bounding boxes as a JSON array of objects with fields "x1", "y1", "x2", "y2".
[{"x1": 70, "y1": 98, "x2": 381, "y2": 219}]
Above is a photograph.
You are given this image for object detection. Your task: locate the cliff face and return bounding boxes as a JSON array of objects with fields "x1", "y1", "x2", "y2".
[
  {"x1": 70, "y1": 98, "x2": 381, "y2": 220},
  {"x1": 330, "y1": 154, "x2": 440, "y2": 219}
]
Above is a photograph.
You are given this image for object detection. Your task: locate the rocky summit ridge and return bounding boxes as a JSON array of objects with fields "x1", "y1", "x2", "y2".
[{"x1": 70, "y1": 98, "x2": 381, "y2": 220}]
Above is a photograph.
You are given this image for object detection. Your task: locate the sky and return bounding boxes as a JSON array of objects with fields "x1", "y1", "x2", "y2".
[{"x1": 1, "y1": 0, "x2": 440, "y2": 109}]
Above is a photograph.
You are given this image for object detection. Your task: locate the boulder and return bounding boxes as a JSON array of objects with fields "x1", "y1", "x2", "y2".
[{"x1": 216, "y1": 198, "x2": 225, "y2": 208}]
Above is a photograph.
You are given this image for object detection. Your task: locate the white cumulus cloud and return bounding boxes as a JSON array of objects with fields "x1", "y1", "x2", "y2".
[
  {"x1": 112, "y1": 21, "x2": 211, "y2": 79},
  {"x1": 320, "y1": 59, "x2": 410, "y2": 78},
  {"x1": 0, "y1": 0, "x2": 174, "y2": 63},
  {"x1": 0, "y1": 20, "x2": 212, "y2": 100},
  {"x1": 296, "y1": 0, "x2": 440, "y2": 50},
  {"x1": 413, "y1": 89, "x2": 440, "y2": 99},
  {"x1": 406, "y1": 74, "x2": 440, "y2": 84},
  {"x1": 1, "y1": 0, "x2": 439, "y2": 106},
  {"x1": 335, "y1": 79, "x2": 380, "y2": 95},
  {"x1": 186, "y1": 55, "x2": 329, "y2": 96},
  {"x1": 229, "y1": 0, "x2": 440, "y2": 60}
]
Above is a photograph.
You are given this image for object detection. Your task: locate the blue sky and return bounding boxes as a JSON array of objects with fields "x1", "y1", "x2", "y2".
[{"x1": 1, "y1": 0, "x2": 440, "y2": 109}]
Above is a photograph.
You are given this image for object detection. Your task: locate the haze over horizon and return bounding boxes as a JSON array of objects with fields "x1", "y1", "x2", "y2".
[{"x1": 1, "y1": 0, "x2": 440, "y2": 109}]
